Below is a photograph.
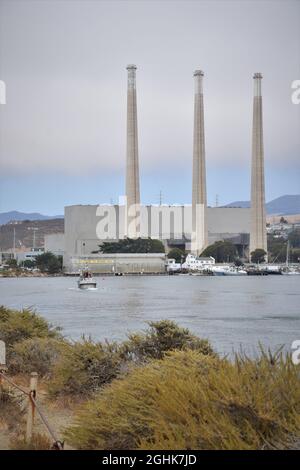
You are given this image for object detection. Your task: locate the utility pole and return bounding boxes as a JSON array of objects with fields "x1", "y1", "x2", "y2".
[
  {"x1": 28, "y1": 227, "x2": 39, "y2": 251},
  {"x1": 159, "y1": 190, "x2": 162, "y2": 206},
  {"x1": 13, "y1": 227, "x2": 16, "y2": 259}
]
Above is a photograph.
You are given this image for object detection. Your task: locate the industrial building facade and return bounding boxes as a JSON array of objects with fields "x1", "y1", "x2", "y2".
[
  {"x1": 63, "y1": 204, "x2": 250, "y2": 273},
  {"x1": 62, "y1": 65, "x2": 266, "y2": 273}
]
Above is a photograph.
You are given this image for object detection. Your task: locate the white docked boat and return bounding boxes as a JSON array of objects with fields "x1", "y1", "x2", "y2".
[
  {"x1": 282, "y1": 268, "x2": 300, "y2": 275},
  {"x1": 212, "y1": 266, "x2": 247, "y2": 276},
  {"x1": 77, "y1": 268, "x2": 97, "y2": 289}
]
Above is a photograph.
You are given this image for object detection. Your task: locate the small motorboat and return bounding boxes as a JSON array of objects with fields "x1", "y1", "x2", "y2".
[{"x1": 77, "y1": 268, "x2": 97, "y2": 289}]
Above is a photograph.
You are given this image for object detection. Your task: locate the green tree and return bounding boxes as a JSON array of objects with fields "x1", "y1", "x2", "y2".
[
  {"x1": 250, "y1": 249, "x2": 266, "y2": 264},
  {"x1": 96, "y1": 238, "x2": 165, "y2": 254},
  {"x1": 201, "y1": 240, "x2": 237, "y2": 263},
  {"x1": 22, "y1": 259, "x2": 36, "y2": 269},
  {"x1": 35, "y1": 252, "x2": 63, "y2": 274},
  {"x1": 167, "y1": 248, "x2": 185, "y2": 264},
  {"x1": 6, "y1": 258, "x2": 17, "y2": 268}
]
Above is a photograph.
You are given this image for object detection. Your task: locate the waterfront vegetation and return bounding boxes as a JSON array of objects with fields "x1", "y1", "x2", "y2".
[
  {"x1": 250, "y1": 248, "x2": 267, "y2": 264},
  {"x1": 94, "y1": 237, "x2": 165, "y2": 254},
  {"x1": 201, "y1": 240, "x2": 238, "y2": 262},
  {"x1": 0, "y1": 306, "x2": 299, "y2": 450},
  {"x1": 167, "y1": 248, "x2": 185, "y2": 263},
  {"x1": 0, "y1": 252, "x2": 63, "y2": 277},
  {"x1": 34, "y1": 252, "x2": 63, "y2": 274}
]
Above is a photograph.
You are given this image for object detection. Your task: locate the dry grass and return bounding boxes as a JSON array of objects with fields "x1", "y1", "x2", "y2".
[
  {"x1": 0, "y1": 386, "x2": 25, "y2": 432},
  {"x1": 65, "y1": 349, "x2": 300, "y2": 450},
  {"x1": 10, "y1": 433, "x2": 53, "y2": 450}
]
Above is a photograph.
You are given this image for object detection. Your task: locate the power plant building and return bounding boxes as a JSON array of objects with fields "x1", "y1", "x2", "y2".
[
  {"x1": 63, "y1": 204, "x2": 250, "y2": 273},
  {"x1": 62, "y1": 66, "x2": 264, "y2": 273}
]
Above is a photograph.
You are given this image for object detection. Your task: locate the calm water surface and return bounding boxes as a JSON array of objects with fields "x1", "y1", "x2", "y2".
[{"x1": 0, "y1": 275, "x2": 299, "y2": 355}]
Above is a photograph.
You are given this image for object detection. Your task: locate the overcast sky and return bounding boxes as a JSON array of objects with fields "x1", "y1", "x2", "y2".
[{"x1": 0, "y1": 0, "x2": 299, "y2": 214}]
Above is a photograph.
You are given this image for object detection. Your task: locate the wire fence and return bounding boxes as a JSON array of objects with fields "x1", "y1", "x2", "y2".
[{"x1": 0, "y1": 370, "x2": 64, "y2": 450}]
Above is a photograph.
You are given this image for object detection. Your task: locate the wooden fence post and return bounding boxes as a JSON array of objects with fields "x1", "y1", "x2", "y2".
[
  {"x1": 0, "y1": 340, "x2": 6, "y2": 387},
  {"x1": 26, "y1": 372, "x2": 38, "y2": 443}
]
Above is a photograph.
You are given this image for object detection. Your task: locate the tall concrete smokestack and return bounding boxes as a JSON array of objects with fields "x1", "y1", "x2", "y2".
[
  {"x1": 191, "y1": 70, "x2": 207, "y2": 255},
  {"x1": 250, "y1": 73, "x2": 267, "y2": 258},
  {"x1": 126, "y1": 64, "x2": 140, "y2": 238}
]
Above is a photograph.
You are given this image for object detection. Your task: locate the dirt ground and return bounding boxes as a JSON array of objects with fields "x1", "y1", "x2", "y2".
[{"x1": 0, "y1": 376, "x2": 75, "y2": 450}]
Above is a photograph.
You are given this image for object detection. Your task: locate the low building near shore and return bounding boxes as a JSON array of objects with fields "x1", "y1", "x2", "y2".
[
  {"x1": 16, "y1": 248, "x2": 44, "y2": 263},
  {"x1": 65, "y1": 253, "x2": 166, "y2": 274},
  {"x1": 183, "y1": 254, "x2": 215, "y2": 271}
]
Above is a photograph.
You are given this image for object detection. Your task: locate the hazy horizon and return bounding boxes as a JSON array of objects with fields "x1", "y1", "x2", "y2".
[{"x1": 0, "y1": 0, "x2": 299, "y2": 213}]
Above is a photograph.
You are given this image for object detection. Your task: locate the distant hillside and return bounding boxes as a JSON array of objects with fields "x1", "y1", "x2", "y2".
[
  {"x1": 0, "y1": 211, "x2": 63, "y2": 226},
  {"x1": 224, "y1": 195, "x2": 300, "y2": 215},
  {"x1": 0, "y1": 219, "x2": 64, "y2": 251},
  {"x1": 224, "y1": 201, "x2": 250, "y2": 209},
  {"x1": 266, "y1": 195, "x2": 300, "y2": 215}
]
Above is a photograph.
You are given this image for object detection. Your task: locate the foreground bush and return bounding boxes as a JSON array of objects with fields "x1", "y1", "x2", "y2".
[
  {"x1": 9, "y1": 337, "x2": 67, "y2": 377},
  {"x1": 65, "y1": 349, "x2": 300, "y2": 450},
  {"x1": 120, "y1": 320, "x2": 214, "y2": 362},
  {"x1": 0, "y1": 387, "x2": 25, "y2": 431},
  {"x1": 49, "y1": 339, "x2": 122, "y2": 398},
  {"x1": 48, "y1": 321, "x2": 214, "y2": 398},
  {"x1": 0, "y1": 306, "x2": 61, "y2": 348}
]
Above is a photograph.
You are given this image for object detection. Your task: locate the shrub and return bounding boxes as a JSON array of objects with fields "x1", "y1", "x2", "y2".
[
  {"x1": 10, "y1": 433, "x2": 52, "y2": 450},
  {"x1": 48, "y1": 339, "x2": 122, "y2": 398},
  {"x1": 0, "y1": 387, "x2": 25, "y2": 431},
  {"x1": 120, "y1": 320, "x2": 214, "y2": 362},
  {"x1": 65, "y1": 349, "x2": 300, "y2": 450},
  {"x1": 9, "y1": 337, "x2": 67, "y2": 377},
  {"x1": 0, "y1": 306, "x2": 61, "y2": 348}
]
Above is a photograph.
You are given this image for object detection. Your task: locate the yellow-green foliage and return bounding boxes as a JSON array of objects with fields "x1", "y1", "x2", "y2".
[
  {"x1": 48, "y1": 339, "x2": 122, "y2": 398},
  {"x1": 9, "y1": 337, "x2": 67, "y2": 377},
  {"x1": 48, "y1": 320, "x2": 214, "y2": 398},
  {"x1": 120, "y1": 320, "x2": 214, "y2": 362},
  {"x1": 0, "y1": 306, "x2": 61, "y2": 347},
  {"x1": 65, "y1": 349, "x2": 300, "y2": 450}
]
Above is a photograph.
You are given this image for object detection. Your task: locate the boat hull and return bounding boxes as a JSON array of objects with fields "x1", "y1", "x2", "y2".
[{"x1": 78, "y1": 281, "x2": 97, "y2": 289}]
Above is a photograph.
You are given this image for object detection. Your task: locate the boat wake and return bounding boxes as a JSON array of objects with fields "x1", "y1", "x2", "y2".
[{"x1": 80, "y1": 287, "x2": 98, "y2": 291}]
